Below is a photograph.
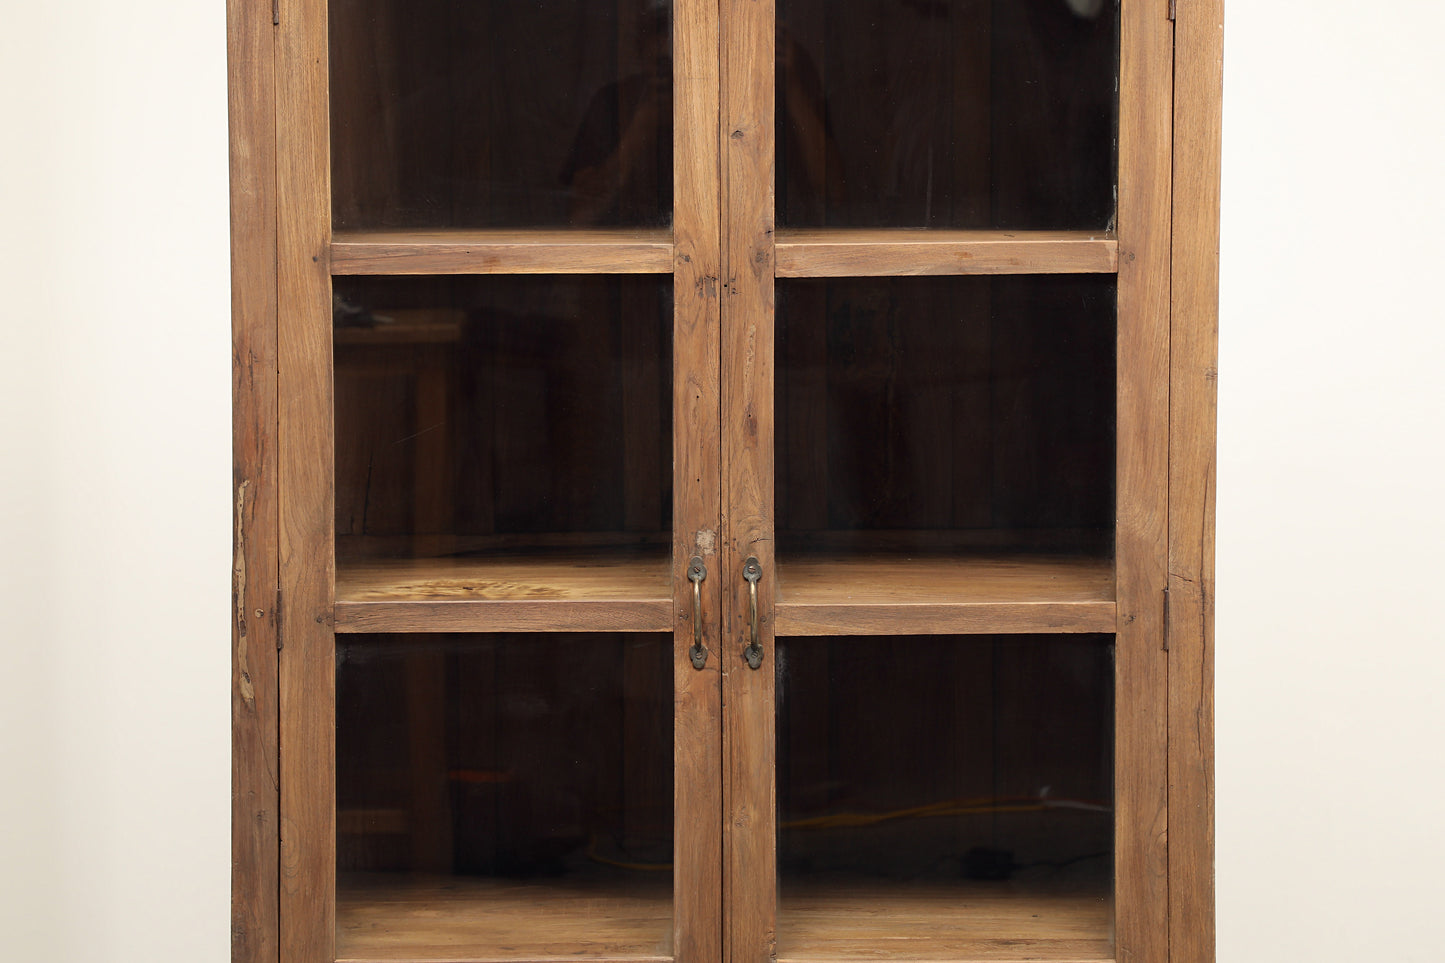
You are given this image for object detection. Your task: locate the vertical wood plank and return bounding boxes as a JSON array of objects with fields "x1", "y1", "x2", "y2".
[
  {"x1": 276, "y1": 0, "x2": 335, "y2": 958},
  {"x1": 673, "y1": 1, "x2": 725, "y2": 961},
  {"x1": 1115, "y1": 0, "x2": 1174, "y2": 960},
  {"x1": 1169, "y1": 2, "x2": 1222, "y2": 960},
  {"x1": 229, "y1": 0, "x2": 280, "y2": 957},
  {"x1": 721, "y1": 0, "x2": 777, "y2": 961}
]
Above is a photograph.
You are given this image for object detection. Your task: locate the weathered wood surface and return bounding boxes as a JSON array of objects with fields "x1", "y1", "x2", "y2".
[
  {"x1": 1113, "y1": 0, "x2": 1175, "y2": 959},
  {"x1": 776, "y1": 229, "x2": 1118, "y2": 277},
  {"x1": 775, "y1": 553, "x2": 1116, "y2": 636},
  {"x1": 276, "y1": 0, "x2": 335, "y2": 958},
  {"x1": 331, "y1": 228, "x2": 674, "y2": 275},
  {"x1": 1169, "y1": 1, "x2": 1224, "y2": 960},
  {"x1": 228, "y1": 0, "x2": 279, "y2": 956}
]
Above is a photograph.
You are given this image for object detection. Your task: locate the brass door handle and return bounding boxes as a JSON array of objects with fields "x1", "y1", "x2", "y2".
[
  {"x1": 687, "y1": 556, "x2": 708, "y2": 669},
  {"x1": 742, "y1": 556, "x2": 763, "y2": 669}
]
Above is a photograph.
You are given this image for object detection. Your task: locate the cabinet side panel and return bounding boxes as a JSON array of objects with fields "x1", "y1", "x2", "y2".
[
  {"x1": 721, "y1": 0, "x2": 778, "y2": 961},
  {"x1": 673, "y1": 0, "x2": 725, "y2": 961},
  {"x1": 1168, "y1": 1, "x2": 1222, "y2": 960},
  {"x1": 230, "y1": 0, "x2": 280, "y2": 959},
  {"x1": 277, "y1": 0, "x2": 336, "y2": 960},
  {"x1": 1116, "y1": 0, "x2": 1174, "y2": 959}
]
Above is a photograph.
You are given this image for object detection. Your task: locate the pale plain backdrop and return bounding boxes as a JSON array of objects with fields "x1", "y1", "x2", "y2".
[{"x1": 1, "y1": 1, "x2": 1442, "y2": 960}]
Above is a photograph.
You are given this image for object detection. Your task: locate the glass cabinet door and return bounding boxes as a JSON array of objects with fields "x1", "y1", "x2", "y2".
[
  {"x1": 275, "y1": 1, "x2": 722, "y2": 961},
  {"x1": 720, "y1": 1, "x2": 1173, "y2": 961},
  {"x1": 272, "y1": 0, "x2": 1174, "y2": 959}
]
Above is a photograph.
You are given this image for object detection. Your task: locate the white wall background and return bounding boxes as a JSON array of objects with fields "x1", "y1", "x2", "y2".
[{"x1": 1, "y1": 1, "x2": 1441, "y2": 960}]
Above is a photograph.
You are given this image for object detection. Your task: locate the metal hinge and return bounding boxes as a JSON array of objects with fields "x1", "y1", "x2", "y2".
[
  {"x1": 1168, "y1": 0, "x2": 1177, "y2": 21},
  {"x1": 273, "y1": 0, "x2": 280, "y2": 26}
]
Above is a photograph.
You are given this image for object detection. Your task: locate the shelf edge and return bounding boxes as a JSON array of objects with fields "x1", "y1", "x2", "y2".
[
  {"x1": 330, "y1": 232, "x2": 675, "y2": 275},
  {"x1": 334, "y1": 598, "x2": 674, "y2": 634},
  {"x1": 775, "y1": 231, "x2": 1118, "y2": 278},
  {"x1": 774, "y1": 601, "x2": 1117, "y2": 636}
]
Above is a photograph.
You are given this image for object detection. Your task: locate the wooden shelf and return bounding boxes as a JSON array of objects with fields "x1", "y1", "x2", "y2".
[
  {"x1": 775, "y1": 552, "x2": 1116, "y2": 636},
  {"x1": 331, "y1": 228, "x2": 674, "y2": 275},
  {"x1": 778, "y1": 879, "x2": 1112, "y2": 962},
  {"x1": 335, "y1": 548, "x2": 672, "y2": 634},
  {"x1": 335, "y1": 874, "x2": 1109, "y2": 963},
  {"x1": 775, "y1": 229, "x2": 1118, "y2": 278},
  {"x1": 336, "y1": 873, "x2": 674, "y2": 962}
]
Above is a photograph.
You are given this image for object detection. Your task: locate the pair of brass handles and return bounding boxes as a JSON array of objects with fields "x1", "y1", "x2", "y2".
[{"x1": 687, "y1": 555, "x2": 763, "y2": 671}]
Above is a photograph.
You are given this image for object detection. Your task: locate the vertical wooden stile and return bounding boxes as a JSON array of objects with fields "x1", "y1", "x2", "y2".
[
  {"x1": 1169, "y1": 1, "x2": 1223, "y2": 960},
  {"x1": 1115, "y1": 0, "x2": 1175, "y2": 959},
  {"x1": 721, "y1": 0, "x2": 777, "y2": 961},
  {"x1": 673, "y1": 1, "x2": 725, "y2": 961},
  {"x1": 229, "y1": 0, "x2": 280, "y2": 957},
  {"x1": 276, "y1": 0, "x2": 334, "y2": 958}
]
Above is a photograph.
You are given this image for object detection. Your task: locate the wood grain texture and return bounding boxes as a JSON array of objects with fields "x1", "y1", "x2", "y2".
[
  {"x1": 774, "y1": 554, "x2": 1116, "y2": 637},
  {"x1": 1114, "y1": 1, "x2": 1174, "y2": 960},
  {"x1": 671, "y1": 1, "x2": 726, "y2": 962},
  {"x1": 778, "y1": 880, "x2": 1111, "y2": 963},
  {"x1": 336, "y1": 874, "x2": 674, "y2": 962},
  {"x1": 334, "y1": 875, "x2": 1112, "y2": 963},
  {"x1": 721, "y1": 0, "x2": 778, "y2": 961},
  {"x1": 229, "y1": 0, "x2": 279, "y2": 957},
  {"x1": 1168, "y1": 2, "x2": 1223, "y2": 960},
  {"x1": 276, "y1": 0, "x2": 335, "y2": 958},
  {"x1": 330, "y1": 229, "x2": 674, "y2": 275},
  {"x1": 333, "y1": 552, "x2": 673, "y2": 633},
  {"x1": 775, "y1": 230, "x2": 1118, "y2": 278}
]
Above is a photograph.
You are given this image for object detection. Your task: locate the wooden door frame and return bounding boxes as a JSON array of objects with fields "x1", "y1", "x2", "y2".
[
  {"x1": 233, "y1": 0, "x2": 728, "y2": 960},
  {"x1": 229, "y1": 0, "x2": 1221, "y2": 958}
]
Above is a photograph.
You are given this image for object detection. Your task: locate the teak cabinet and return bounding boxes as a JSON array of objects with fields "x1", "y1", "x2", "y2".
[{"x1": 230, "y1": 1, "x2": 1220, "y2": 962}]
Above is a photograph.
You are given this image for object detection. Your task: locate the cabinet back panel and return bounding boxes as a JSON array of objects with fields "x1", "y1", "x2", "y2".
[
  {"x1": 776, "y1": 0, "x2": 1118, "y2": 229},
  {"x1": 330, "y1": 0, "x2": 674, "y2": 230},
  {"x1": 776, "y1": 275, "x2": 1116, "y2": 554},
  {"x1": 333, "y1": 275, "x2": 672, "y2": 557},
  {"x1": 775, "y1": 634, "x2": 1114, "y2": 958},
  {"x1": 335, "y1": 632, "x2": 675, "y2": 958}
]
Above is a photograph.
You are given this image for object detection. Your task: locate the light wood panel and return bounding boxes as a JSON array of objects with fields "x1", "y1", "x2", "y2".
[
  {"x1": 276, "y1": 0, "x2": 335, "y2": 958},
  {"x1": 671, "y1": 1, "x2": 726, "y2": 961},
  {"x1": 334, "y1": 876, "x2": 1113, "y2": 963},
  {"x1": 330, "y1": 228, "x2": 674, "y2": 275},
  {"x1": 775, "y1": 230, "x2": 1118, "y2": 278},
  {"x1": 774, "y1": 553, "x2": 1116, "y2": 637},
  {"x1": 721, "y1": 1, "x2": 778, "y2": 962},
  {"x1": 334, "y1": 552, "x2": 673, "y2": 632},
  {"x1": 336, "y1": 874, "x2": 674, "y2": 962},
  {"x1": 1169, "y1": 1, "x2": 1224, "y2": 960},
  {"x1": 1113, "y1": 0, "x2": 1174, "y2": 960},
  {"x1": 778, "y1": 880, "x2": 1112, "y2": 963},
  {"x1": 228, "y1": 0, "x2": 279, "y2": 956}
]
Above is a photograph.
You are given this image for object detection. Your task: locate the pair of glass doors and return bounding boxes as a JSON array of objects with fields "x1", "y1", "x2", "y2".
[{"x1": 275, "y1": 0, "x2": 1174, "y2": 961}]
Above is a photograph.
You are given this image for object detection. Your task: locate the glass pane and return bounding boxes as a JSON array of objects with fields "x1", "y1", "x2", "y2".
[
  {"x1": 776, "y1": 275, "x2": 1115, "y2": 556},
  {"x1": 777, "y1": 0, "x2": 1118, "y2": 228},
  {"x1": 336, "y1": 632, "x2": 674, "y2": 960},
  {"x1": 333, "y1": 275, "x2": 672, "y2": 563},
  {"x1": 776, "y1": 635, "x2": 1114, "y2": 960},
  {"x1": 331, "y1": 0, "x2": 674, "y2": 229}
]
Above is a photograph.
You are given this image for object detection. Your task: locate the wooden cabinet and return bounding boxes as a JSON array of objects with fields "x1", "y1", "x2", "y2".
[{"x1": 230, "y1": 1, "x2": 1219, "y2": 962}]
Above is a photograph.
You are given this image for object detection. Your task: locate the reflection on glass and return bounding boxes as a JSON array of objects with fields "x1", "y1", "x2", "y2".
[
  {"x1": 336, "y1": 633, "x2": 674, "y2": 959},
  {"x1": 776, "y1": 275, "x2": 1115, "y2": 555},
  {"x1": 776, "y1": 635, "x2": 1115, "y2": 960},
  {"x1": 332, "y1": 275, "x2": 672, "y2": 561},
  {"x1": 777, "y1": 0, "x2": 1118, "y2": 228},
  {"x1": 331, "y1": 0, "x2": 673, "y2": 229}
]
